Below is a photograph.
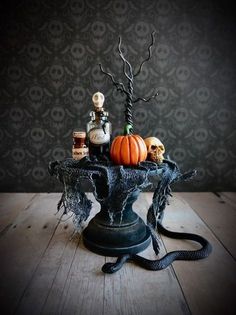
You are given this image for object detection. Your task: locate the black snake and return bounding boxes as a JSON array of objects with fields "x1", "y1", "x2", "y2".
[{"x1": 102, "y1": 222, "x2": 212, "y2": 273}]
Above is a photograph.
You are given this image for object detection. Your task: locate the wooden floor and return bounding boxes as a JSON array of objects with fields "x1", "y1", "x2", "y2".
[{"x1": 0, "y1": 192, "x2": 235, "y2": 315}]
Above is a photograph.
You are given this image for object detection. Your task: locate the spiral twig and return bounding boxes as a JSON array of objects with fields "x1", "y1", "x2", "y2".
[
  {"x1": 134, "y1": 31, "x2": 156, "y2": 77},
  {"x1": 124, "y1": 80, "x2": 134, "y2": 130}
]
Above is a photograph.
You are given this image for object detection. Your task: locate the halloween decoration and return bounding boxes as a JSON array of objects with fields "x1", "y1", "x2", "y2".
[
  {"x1": 49, "y1": 157, "x2": 212, "y2": 273},
  {"x1": 144, "y1": 136, "x2": 165, "y2": 163},
  {"x1": 99, "y1": 32, "x2": 157, "y2": 165},
  {"x1": 92, "y1": 91, "x2": 105, "y2": 110},
  {"x1": 110, "y1": 124, "x2": 147, "y2": 166},
  {"x1": 87, "y1": 92, "x2": 111, "y2": 159},
  {"x1": 72, "y1": 131, "x2": 89, "y2": 161},
  {"x1": 49, "y1": 32, "x2": 212, "y2": 274}
]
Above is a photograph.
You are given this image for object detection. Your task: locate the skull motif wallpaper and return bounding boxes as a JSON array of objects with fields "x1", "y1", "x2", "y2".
[{"x1": 0, "y1": 0, "x2": 235, "y2": 192}]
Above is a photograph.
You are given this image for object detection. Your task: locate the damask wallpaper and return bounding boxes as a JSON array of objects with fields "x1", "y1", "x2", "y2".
[{"x1": 0, "y1": 0, "x2": 235, "y2": 192}]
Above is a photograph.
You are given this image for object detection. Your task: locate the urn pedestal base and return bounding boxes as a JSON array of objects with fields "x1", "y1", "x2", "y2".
[
  {"x1": 83, "y1": 190, "x2": 151, "y2": 257},
  {"x1": 83, "y1": 218, "x2": 151, "y2": 257}
]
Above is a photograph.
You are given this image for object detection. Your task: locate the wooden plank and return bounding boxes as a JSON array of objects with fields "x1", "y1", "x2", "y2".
[
  {"x1": 0, "y1": 193, "x2": 62, "y2": 315},
  {"x1": 220, "y1": 192, "x2": 236, "y2": 210},
  {"x1": 57, "y1": 242, "x2": 105, "y2": 315},
  {"x1": 145, "y1": 192, "x2": 236, "y2": 315},
  {"x1": 47, "y1": 195, "x2": 105, "y2": 315},
  {"x1": 14, "y1": 217, "x2": 76, "y2": 315},
  {"x1": 40, "y1": 231, "x2": 80, "y2": 315},
  {"x1": 2, "y1": 192, "x2": 235, "y2": 315},
  {"x1": 15, "y1": 193, "x2": 100, "y2": 315},
  {"x1": 0, "y1": 193, "x2": 36, "y2": 234},
  {"x1": 179, "y1": 192, "x2": 236, "y2": 258},
  {"x1": 104, "y1": 193, "x2": 190, "y2": 315}
]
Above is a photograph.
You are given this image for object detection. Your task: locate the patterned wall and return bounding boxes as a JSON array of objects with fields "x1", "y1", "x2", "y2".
[{"x1": 0, "y1": 0, "x2": 236, "y2": 192}]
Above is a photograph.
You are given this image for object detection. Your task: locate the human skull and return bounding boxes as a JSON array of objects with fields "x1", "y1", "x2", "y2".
[
  {"x1": 144, "y1": 137, "x2": 165, "y2": 163},
  {"x1": 92, "y1": 92, "x2": 105, "y2": 110}
]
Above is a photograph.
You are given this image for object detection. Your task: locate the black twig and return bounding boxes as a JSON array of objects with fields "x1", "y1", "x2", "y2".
[
  {"x1": 133, "y1": 91, "x2": 159, "y2": 103},
  {"x1": 118, "y1": 36, "x2": 133, "y2": 81},
  {"x1": 99, "y1": 63, "x2": 129, "y2": 95},
  {"x1": 134, "y1": 31, "x2": 156, "y2": 77},
  {"x1": 98, "y1": 31, "x2": 158, "y2": 131}
]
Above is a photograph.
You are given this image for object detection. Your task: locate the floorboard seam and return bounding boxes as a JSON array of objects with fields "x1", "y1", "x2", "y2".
[
  {"x1": 177, "y1": 194, "x2": 236, "y2": 262},
  {"x1": 13, "y1": 212, "x2": 64, "y2": 315},
  {"x1": 22, "y1": 193, "x2": 38, "y2": 211},
  {"x1": 103, "y1": 256, "x2": 107, "y2": 315},
  {"x1": 160, "y1": 235, "x2": 192, "y2": 315},
  {"x1": 219, "y1": 193, "x2": 236, "y2": 211},
  {"x1": 40, "y1": 228, "x2": 79, "y2": 315},
  {"x1": 58, "y1": 233, "x2": 82, "y2": 315},
  {"x1": 0, "y1": 193, "x2": 38, "y2": 236}
]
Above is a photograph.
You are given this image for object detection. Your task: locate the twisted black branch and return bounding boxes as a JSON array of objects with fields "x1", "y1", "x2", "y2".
[
  {"x1": 117, "y1": 36, "x2": 134, "y2": 129},
  {"x1": 99, "y1": 63, "x2": 129, "y2": 96},
  {"x1": 99, "y1": 31, "x2": 159, "y2": 132},
  {"x1": 133, "y1": 91, "x2": 159, "y2": 103},
  {"x1": 118, "y1": 36, "x2": 133, "y2": 81},
  {"x1": 124, "y1": 79, "x2": 134, "y2": 129},
  {"x1": 134, "y1": 31, "x2": 156, "y2": 77}
]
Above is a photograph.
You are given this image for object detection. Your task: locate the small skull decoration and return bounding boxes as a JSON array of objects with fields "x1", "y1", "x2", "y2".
[
  {"x1": 144, "y1": 137, "x2": 165, "y2": 163},
  {"x1": 92, "y1": 91, "x2": 105, "y2": 110}
]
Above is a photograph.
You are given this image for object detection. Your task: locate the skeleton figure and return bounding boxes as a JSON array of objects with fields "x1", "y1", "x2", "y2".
[
  {"x1": 144, "y1": 137, "x2": 165, "y2": 163},
  {"x1": 92, "y1": 92, "x2": 105, "y2": 110}
]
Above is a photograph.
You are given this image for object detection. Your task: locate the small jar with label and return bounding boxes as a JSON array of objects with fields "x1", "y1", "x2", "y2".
[
  {"x1": 87, "y1": 92, "x2": 112, "y2": 159},
  {"x1": 72, "y1": 131, "x2": 89, "y2": 161}
]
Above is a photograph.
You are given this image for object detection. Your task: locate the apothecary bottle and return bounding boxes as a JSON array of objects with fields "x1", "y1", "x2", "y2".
[
  {"x1": 72, "y1": 130, "x2": 89, "y2": 160},
  {"x1": 86, "y1": 92, "x2": 112, "y2": 158}
]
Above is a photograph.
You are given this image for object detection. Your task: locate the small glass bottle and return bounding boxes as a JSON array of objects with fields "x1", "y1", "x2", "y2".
[
  {"x1": 87, "y1": 92, "x2": 112, "y2": 159},
  {"x1": 72, "y1": 130, "x2": 89, "y2": 160}
]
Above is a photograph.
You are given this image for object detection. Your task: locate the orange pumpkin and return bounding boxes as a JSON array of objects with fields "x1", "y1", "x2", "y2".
[{"x1": 110, "y1": 125, "x2": 147, "y2": 166}]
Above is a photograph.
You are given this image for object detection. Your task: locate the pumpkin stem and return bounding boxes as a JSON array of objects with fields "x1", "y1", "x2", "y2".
[{"x1": 124, "y1": 124, "x2": 133, "y2": 135}]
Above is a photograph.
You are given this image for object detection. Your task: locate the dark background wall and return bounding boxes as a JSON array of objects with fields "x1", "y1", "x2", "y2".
[{"x1": 0, "y1": 0, "x2": 236, "y2": 192}]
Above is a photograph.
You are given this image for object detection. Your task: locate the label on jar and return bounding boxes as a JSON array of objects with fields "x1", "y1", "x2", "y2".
[
  {"x1": 72, "y1": 147, "x2": 89, "y2": 160},
  {"x1": 89, "y1": 128, "x2": 110, "y2": 145}
]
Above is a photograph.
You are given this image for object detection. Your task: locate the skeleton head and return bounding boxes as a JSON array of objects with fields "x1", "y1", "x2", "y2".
[
  {"x1": 48, "y1": 20, "x2": 63, "y2": 37},
  {"x1": 135, "y1": 21, "x2": 149, "y2": 38},
  {"x1": 32, "y1": 167, "x2": 46, "y2": 181},
  {"x1": 8, "y1": 65, "x2": 22, "y2": 81},
  {"x1": 27, "y1": 43, "x2": 42, "y2": 60},
  {"x1": 92, "y1": 92, "x2": 105, "y2": 110},
  {"x1": 91, "y1": 21, "x2": 106, "y2": 38},
  {"x1": 49, "y1": 65, "x2": 64, "y2": 81},
  {"x1": 70, "y1": 0, "x2": 85, "y2": 15},
  {"x1": 144, "y1": 137, "x2": 165, "y2": 163}
]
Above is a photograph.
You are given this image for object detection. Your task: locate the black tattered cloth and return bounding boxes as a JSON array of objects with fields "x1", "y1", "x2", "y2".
[
  {"x1": 48, "y1": 157, "x2": 194, "y2": 237},
  {"x1": 48, "y1": 158, "x2": 212, "y2": 273}
]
